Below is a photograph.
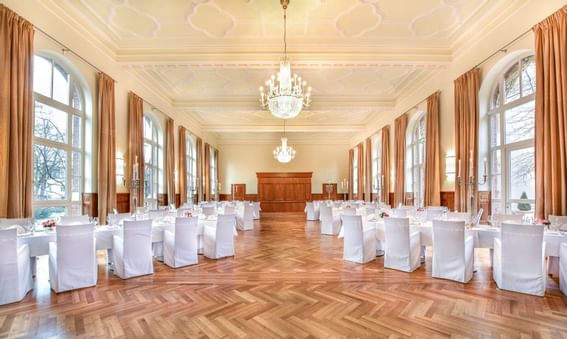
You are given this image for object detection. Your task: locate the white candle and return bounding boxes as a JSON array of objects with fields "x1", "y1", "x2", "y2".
[
  {"x1": 483, "y1": 157, "x2": 487, "y2": 176},
  {"x1": 133, "y1": 156, "x2": 139, "y2": 180}
]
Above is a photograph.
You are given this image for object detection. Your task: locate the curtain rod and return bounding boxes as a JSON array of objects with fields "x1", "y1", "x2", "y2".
[
  {"x1": 471, "y1": 27, "x2": 533, "y2": 70},
  {"x1": 34, "y1": 25, "x2": 116, "y2": 82}
]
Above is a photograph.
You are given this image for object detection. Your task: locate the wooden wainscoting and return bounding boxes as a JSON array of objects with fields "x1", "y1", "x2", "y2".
[
  {"x1": 116, "y1": 193, "x2": 130, "y2": 213},
  {"x1": 257, "y1": 172, "x2": 312, "y2": 212},
  {"x1": 219, "y1": 194, "x2": 258, "y2": 201},
  {"x1": 440, "y1": 191, "x2": 455, "y2": 211}
]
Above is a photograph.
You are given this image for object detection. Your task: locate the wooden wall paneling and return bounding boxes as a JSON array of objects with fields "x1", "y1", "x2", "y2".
[
  {"x1": 158, "y1": 194, "x2": 168, "y2": 207},
  {"x1": 257, "y1": 172, "x2": 312, "y2": 212},
  {"x1": 231, "y1": 184, "x2": 246, "y2": 201},
  {"x1": 116, "y1": 193, "x2": 130, "y2": 213},
  {"x1": 440, "y1": 191, "x2": 455, "y2": 211}
]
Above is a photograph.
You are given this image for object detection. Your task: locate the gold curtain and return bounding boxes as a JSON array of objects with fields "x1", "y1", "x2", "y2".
[
  {"x1": 357, "y1": 143, "x2": 364, "y2": 200},
  {"x1": 364, "y1": 137, "x2": 372, "y2": 202},
  {"x1": 127, "y1": 92, "x2": 144, "y2": 212},
  {"x1": 165, "y1": 118, "x2": 175, "y2": 207},
  {"x1": 394, "y1": 113, "x2": 408, "y2": 206},
  {"x1": 96, "y1": 73, "x2": 116, "y2": 224},
  {"x1": 204, "y1": 143, "x2": 211, "y2": 201},
  {"x1": 424, "y1": 91, "x2": 441, "y2": 207},
  {"x1": 348, "y1": 149, "x2": 354, "y2": 200},
  {"x1": 215, "y1": 148, "x2": 219, "y2": 200},
  {"x1": 178, "y1": 126, "x2": 187, "y2": 206},
  {"x1": 534, "y1": 5, "x2": 567, "y2": 219},
  {"x1": 195, "y1": 137, "x2": 203, "y2": 202},
  {"x1": 381, "y1": 126, "x2": 391, "y2": 205},
  {"x1": 0, "y1": 5, "x2": 34, "y2": 218},
  {"x1": 454, "y1": 68, "x2": 480, "y2": 212}
]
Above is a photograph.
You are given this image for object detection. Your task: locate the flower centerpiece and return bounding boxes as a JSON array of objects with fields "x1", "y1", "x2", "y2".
[
  {"x1": 184, "y1": 210, "x2": 193, "y2": 218},
  {"x1": 379, "y1": 211, "x2": 389, "y2": 219},
  {"x1": 42, "y1": 219, "x2": 56, "y2": 231}
]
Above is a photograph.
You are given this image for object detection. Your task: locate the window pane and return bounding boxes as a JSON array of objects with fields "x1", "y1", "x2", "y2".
[
  {"x1": 34, "y1": 102, "x2": 67, "y2": 143},
  {"x1": 33, "y1": 144, "x2": 67, "y2": 200},
  {"x1": 504, "y1": 62, "x2": 520, "y2": 104},
  {"x1": 520, "y1": 56, "x2": 536, "y2": 97},
  {"x1": 71, "y1": 85, "x2": 83, "y2": 110},
  {"x1": 33, "y1": 56, "x2": 52, "y2": 98},
  {"x1": 509, "y1": 147, "x2": 535, "y2": 200},
  {"x1": 491, "y1": 85, "x2": 501, "y2": 109},
  {"x1": 511, "y1": 202, "x2": 534, "y2": 214},
  {"x1": 490, "y1": 113, "x2": 500, "y2": 147},
  {"x1": 72, "y1": 115, "x2": 82, "y2": 148},
  {"x1": 505, "y1": 101, "x2": 535, "y2": 144},
  {"x1": 491, "y1": 150, "x2": 502, "y2": 199},
  {"x1": 72, "y1": 151, "x2": 81, "y2": 201},
  {"x1": 491, "y1": 201, "x2": 505, "y2": 215},
  {"x1": 144, "y1": 143, "x2": 153, "y2": 165},
  {"x1": 52, "y1": 63, "x2": 70, "y2": 105},
  {"x1": 144, "y1": 117, "x2": 153, "y2": 140},
  {"x1": 144, "y1": 166, "x2": 154, "y2": 199},
  {"x1": 33, "y1": 206, "x2": 65, "y2": 221}
]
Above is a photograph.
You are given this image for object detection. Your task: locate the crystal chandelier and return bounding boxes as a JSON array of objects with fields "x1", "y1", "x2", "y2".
[
  {"x1": 259, "y1": 0, "x2": 311, "y2": 120},
  {"x1": 273, "y1": 121, "x2": 296, "y2": 163}
]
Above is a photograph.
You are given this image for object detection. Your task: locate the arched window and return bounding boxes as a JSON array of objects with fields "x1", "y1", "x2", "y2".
[
  {"x1": 371, "y1": 131, "x2": 381, "y2": 195},
  {"x1": 406, "y1": 114, "x2": 425, "y2": 207},
  {"x1": 143, "y1": 113, "x2": 162, "y2": 209},
  {"x1": 186, "y1": 133, "x2": 196, "y2": 202},
  {"x1": 210, "y1": 145, "x2": 218, "y2": 200},
  {"x1": 32, "y1": 55, "x2": 87, "y2": 219},
  {"x1": 488, "y1": 55, "x2": 535, "y2": 214}
]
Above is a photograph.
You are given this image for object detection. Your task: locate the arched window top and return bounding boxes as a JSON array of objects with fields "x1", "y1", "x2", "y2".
[
  {"x1": 143, "y1": 113, "x2": 161, "y2": 144},
  {"x1": 490, "y1": 55, "x2": 536, "y2": 111}
]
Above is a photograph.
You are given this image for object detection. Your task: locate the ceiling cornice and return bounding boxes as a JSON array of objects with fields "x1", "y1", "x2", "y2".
[{"x1": 202, "y1": 124, "x2": 366, "y2": 133}]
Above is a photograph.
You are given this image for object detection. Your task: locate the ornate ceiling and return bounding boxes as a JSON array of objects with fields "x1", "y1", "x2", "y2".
[{"x1": 48, "y1": 0, "x2": 521, "y2": 142}]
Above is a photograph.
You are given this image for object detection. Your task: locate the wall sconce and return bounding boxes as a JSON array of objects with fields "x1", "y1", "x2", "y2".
[
  {"x1": 116, "y1": 157, "x2": 125, "y2": 186},
  {"x1": 445, "y1": 152, "x2": 456, "y2": 176}
]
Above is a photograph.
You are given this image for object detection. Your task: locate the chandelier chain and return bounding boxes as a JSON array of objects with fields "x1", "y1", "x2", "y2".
[{"x1": 283, "y1": 8, "x2": 287, "y2": 59}]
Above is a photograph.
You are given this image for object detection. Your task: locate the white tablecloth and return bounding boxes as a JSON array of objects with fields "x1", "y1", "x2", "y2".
[
  {"x1": 338, "y1": 220, "x2": 567, "y2": 258},
  {"x1": 18, "y1": 218, "x2": 234, "y2": 258}
]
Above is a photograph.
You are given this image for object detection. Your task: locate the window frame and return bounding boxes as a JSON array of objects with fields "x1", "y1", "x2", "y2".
[
  {"x1": 32, "y1": 55, "x2": 86, "y2": 218},
  {"x1": 488, "y1": 55, "x2": 536, "y2": 214},
  {"x1": 406, "y1": 113, "x2": 426, "y2": 207},
  {"x1": 186, "y1": 132, "x2": 197, "y2": 203},
  {"x1": 371, "y1": 132, "x2": 381, "y2": 195},
  {"x1": 143, "y1": 113, "x2": 162, "y2": 209}
]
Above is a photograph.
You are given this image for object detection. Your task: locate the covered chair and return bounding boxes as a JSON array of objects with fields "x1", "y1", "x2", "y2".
[
  {"x1": 0, "y1": 218, "x2": 33, "y2": 230},
  {"x1": 202, "y1": 206, "x2": 216, "y2": 217},
  {"x1": 223, "y1": 205, "x2": 236, "y2": 215},
  {"x1": 305, "y1": 202, "x2": 320, "y2": 221},
  {"x1": 113, "y1": 220, "x2": 153, "y2": 279},
  {"x1": 425, "y1": 209, "x2": 444, "y2": 221},
  {"x1": 319, "y1": 205, "x2": 341, "y2": 235},
  {"x1": 342, "y1": 207, "x2": 357, "y2": 216},
  {"x1": 493, "y1": 223, "x2": 546, "y2": 296},
  {"x1": 391, "y1": 208, "x2": 408, "y2": 218},
  {"x1": 492, "y1": 213, "x2": 524, "y2": 224},
  {"x1": 58, "y1": 215, "x2": 90, "y2": 225},
  {"x1": 164, "y1": 217, "x2": 199, "y2": 268},
  {"x1": 48, "y1": 224, "x2": 97, "y2": 293},
  {"x1": 204, "y1": 214, "x2": 236, "y2": 259},
  {"x1": 341, "y1": 215, "x2": 376, "y2": 264},
  {"x1": 252, "y1": 202, "x2": 261, "y2": 220},
  {"x1": 446, "y1": 212, "x2": 470, "y2": 223},
  {"x1": 432, "y1": 220, "x2": 474, "y2": 283},
  {"x1": 561, "y1": 243, "x2": 567, "y2": 296},
  {"x1": 107, "y1": 212, "x2": 133, "y2": 226},
  {"x1": 384, "y1": 217, "x2": 421, "y2": 272},
  {"x1": 237, "y1": 203, "x2": 254, "y2": 231},
  {"x1": 0, "y1": 228, "x2": 32, "y2": 304}
]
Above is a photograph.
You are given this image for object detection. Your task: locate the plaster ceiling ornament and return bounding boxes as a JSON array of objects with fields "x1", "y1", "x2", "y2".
[
  {"x1": 273, "y1": 120, "x2": 296, "y2": 163},
  {"x1": 259, "y1": 0, "x2": 312, "y2": 120}
]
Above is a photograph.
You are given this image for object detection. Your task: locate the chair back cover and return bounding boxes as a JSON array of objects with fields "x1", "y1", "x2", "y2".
[
  {"x1": 432, "y1": 219, "x2": 466, "y2": 264},
  {"x1": 0, "y1": 228, "x2": 18, "y2": 295},
  {"x1": 0, "y1": 218, "x2": 32, "y2": 229},
  {"x1": 426, "y1": 209, "x2": 444, "y2": 221},
  {"x1": 55, "y1": 224, "x2": 96, "y2": 289},
  {"x1": 148, "y1": 210, "x2": 166, "y2": 220},
  {"x1": 342, "y1": 207, "x2": 357, "y2": 216},
  {"x1": 252, "y1": 202, "x2": 261, "y2": 219},
  {"x1": 107, "y1": 213, "x2": 132, "y2": 225},
  {"x1": 223, "y1": 205, "x2": 236, "y2": 215},
  {"x1": 446, "y1": 212, "x2": 470, "y2": 223},
  {"x1": 216, "y1": 214, "x2": 236, "y2": 253},
  {"x1": 549, "y1": 215, "x2": 567, "y2": 231},
  {"x1": 59, "y1": 215, "x2": 90, "y2": 225},
  {"x1": 365, "y1": 207, "x2": 377, "y2": 216},
  {"x1": 384, "y1": 217, "x2": 410, "y2": 255},
  {"x1": 123, "y1": 219, "x2": 153, "y2": 266},
  {"x1": 319, "y1": 205, "x2": 333, "y2": 223},
  {"x1": 493, "y1": 214, "x2": 524, "y2": 224},
  {"x1": 500, "y1": 223, "x2": 544, "y2": 278},
  {"x1": 342, "y1": 215, "x2": 364, "y2": 251},
  {"x1": 174, "y1": 216, "x2": 198, "y2": 256}
]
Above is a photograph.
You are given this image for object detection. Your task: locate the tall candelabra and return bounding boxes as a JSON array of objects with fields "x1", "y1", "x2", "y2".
[
  {"x1": 131, "y1": 156, "x2": 140, "y2": 213},
  {"x1": 456, "y1": 154, "x2": 487, "y2": 213},
  {"x1": 325, "y1": 183, "x2": 333, "y2": 200}
]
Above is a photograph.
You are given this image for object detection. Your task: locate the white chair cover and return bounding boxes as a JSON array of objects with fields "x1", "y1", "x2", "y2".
[
  {"x1": 384, "y1": 217, "x2": 421, "y2": 272},
  {"x1": 202, "y1": 206, "x2": 216, "y2": 217},
  {"x1": 164, "y1": 217, "x2": 199, "y2": 268},
  {"x1": 148, "y1": 210, "x2": 166, "y2": 220},
  {"x1": 49, "y1": 224, "x2": 97, "y2": 293},
  {"x1": 426, "y1": 209, "x2": 444, "y2": 221},
  {"x1": 319, "y1": 205, "x2": 341, "y2": 235},
  {"x1": 204, "y1": 214, "x2": 236, "y2": 259},
  {"x1": 492, "y1": 214, "x2": 524, "y2": 224},
  {"x1": 223, "y1": 205, "x2": 236, "y2": 215},
  {"x1": 237, "y1": 203, "x2": 254, "y2": 231},
  {"x1": 493, "y1": 223, "x2": 546, "y2": 296},
  {"x1": 107, "y1": 213, "x2": 132, "y2": 226},
  {"x1": 446, "y1": 212, "x2": 470, "y2": 223},
  {"x1": 549, "y1": 215, "x2": 567, "y2": 230},
  {"x1": 0, "y1": 218, "x2": 33, "y2": 229},
  {"x1": 113, "y1": 220, "x2": 153, "y2": 279},
  {"x1": 0, "y1": 228, "x2": 32, "y2": 304},
  {"x1": 305, "y1": 202, "x2": 320, "y2": 221},
  {"x1": 252, "y1": 202, "x2": 261, "y2": 220},
  {"x1": 432, "y1": 220, "x2": 474, "y2": 283},
  {"x1": 342, "y1": 207, "x2": 356, "y2": 216},
  {"x1": 560, "y1": 243, "x2": 567, "y2": 296},
  {"x1": 391, "y1": 208, "x2": 408, "y2": 218},
  {"x1": 365, "y1": 207, "x2": 377, "y2": 216},
  {"x1": 58, "y1": 215, "x2": 90, "y2": 225},
  {"x1": 341, "y1": 215, "x2": 376, "y2": 264}
]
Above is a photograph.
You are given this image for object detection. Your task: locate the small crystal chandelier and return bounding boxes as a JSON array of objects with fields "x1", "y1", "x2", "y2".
[
  {"x1": 273, "y1": 120, "x2": 296, "y2": 163},
  {"x1": 259, "y1": 0, "x2": 312, "y2": 120}
]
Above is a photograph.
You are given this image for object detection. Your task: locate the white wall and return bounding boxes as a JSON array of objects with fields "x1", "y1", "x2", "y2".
[{"x1": 218, "y1": 143, "x2": 349, "y2": 194}]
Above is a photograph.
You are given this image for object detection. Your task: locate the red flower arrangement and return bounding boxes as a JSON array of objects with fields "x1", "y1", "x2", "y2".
[
  {"x1": 42, "y1": 219, "x2": 56, "y2": 230},
  {"x1": 184, "y1": 210, "x2": 193, "y2": 217}
]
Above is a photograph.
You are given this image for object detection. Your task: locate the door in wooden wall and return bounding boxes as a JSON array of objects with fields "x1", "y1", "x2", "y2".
[{"x1": 256, "y1": 172, "x2": 312, "y2": 212}]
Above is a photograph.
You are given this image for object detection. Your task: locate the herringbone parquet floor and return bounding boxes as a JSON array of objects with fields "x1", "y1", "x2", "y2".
[{"x1": 1, "y1": 212, "x2": 567, "y2": 338}]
